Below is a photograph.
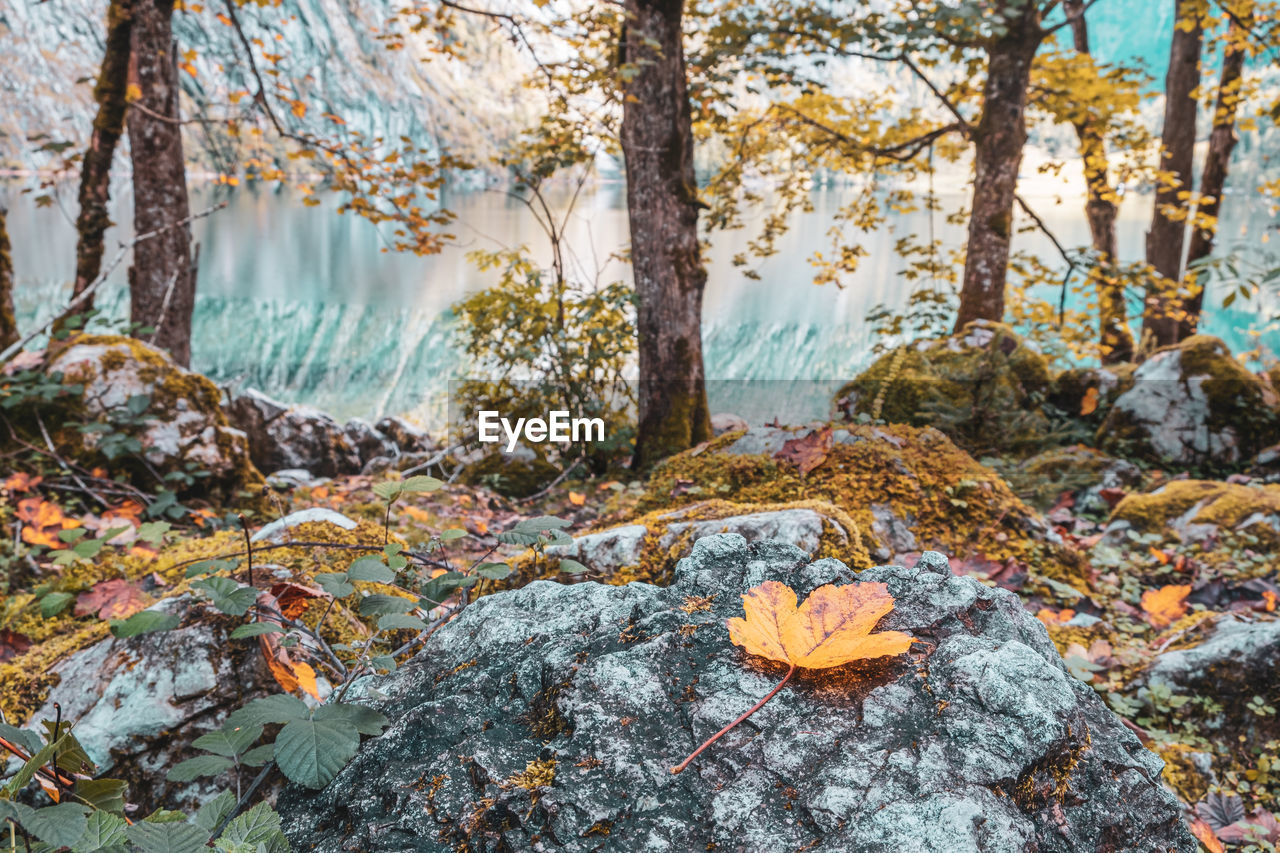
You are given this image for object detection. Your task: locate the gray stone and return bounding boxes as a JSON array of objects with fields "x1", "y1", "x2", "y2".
[
  {"x1": 278, "y1": 536, "x2": 1193, "y2": 853},
  {"x1": 227, "y1": 388, "x2": 362, "y2": 478},
  {"x1": 28, "y1": 596, "x2": 269, "y2": 813},
  {"x1": 710, "y1": 413, "x2": 749, "y2": 436}
]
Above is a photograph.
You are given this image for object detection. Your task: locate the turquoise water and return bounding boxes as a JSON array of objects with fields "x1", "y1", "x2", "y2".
[{"x1": 5, "y1": 177, "x2": 1275, "y2": 426}]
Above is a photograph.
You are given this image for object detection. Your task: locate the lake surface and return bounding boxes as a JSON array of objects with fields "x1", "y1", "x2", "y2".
[{"x1": 5, "y1": 180, "x2": 1274, "y2": 426}]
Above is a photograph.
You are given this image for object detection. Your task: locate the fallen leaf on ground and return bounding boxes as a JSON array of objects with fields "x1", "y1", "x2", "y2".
[
  {"x1": 773, "y1": 426, "x2": 834, "y2": 477},
  {"x1": 270, "y1": 581, "x2": 329, "y2": 620},
  {"x1": 256, "y1": 589, "x2": 322, "y2": 700},
  {"x1": 568, "y1": 491, "x2": 586, "y2": 506},
  {"x1": 75, "y1": 579, "x2": 150, "y2": 620},
  {"x1": 3, "y1": 472, "x2": 41, "y2": 493},
  {"x1": 1141, "y1": 584, "x2": 1191, "y2": 628},
  {"x1": 1079, "y1": 386, "x2": 1100, "y2": 416},
  {"x1": 0, "y1": 629, "x2": 31, "y2": 663},
  {"x1": 1188, "y1": 817, "x2": 1225, "y2": 853},
  {"x1": 1036, "y1": 608, "x2": 1076, "y2": 627}
]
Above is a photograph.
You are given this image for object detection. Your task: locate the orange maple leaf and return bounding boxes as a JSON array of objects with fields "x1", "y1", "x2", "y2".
[
  {"x1": 3, "y1": 472, "x2": 42, "y2": 494},
  {"x1": 673, "y1": 580, "x2": 914, "y2": 774},
  {"x1": 1036, "y1": 608, "x2": 1076, "y2": 627},
  {"x1": 1141, "y1": 584, "x2": 1191, "y2": 629},
  {"x1": 1188, "y1": 817, "x2": 1225, "y2": 853},
  {"x1": 568, "y1": 491, "x2": 586, "y2": 506},
  {"x1": 1080, "y1": 386, "x2": 1100, "y2": 416}
]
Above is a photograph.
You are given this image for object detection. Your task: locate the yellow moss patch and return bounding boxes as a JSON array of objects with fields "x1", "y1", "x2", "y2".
[
  {"x1": 642, "y1": 423, "x2": 1087, "y2": 588},
  {"x1": 1157, "y1": 742, "x2": 1212, "y2": 804},
  {"x1": 0, "y1": 621, "x2": 110, "y2": 723},
  {"x1": 505, "y1": 758, "x2": 556, "y2": 790},
  {"x1": 1111, "y1": 480, "x2": 1280, "y2": 546}
]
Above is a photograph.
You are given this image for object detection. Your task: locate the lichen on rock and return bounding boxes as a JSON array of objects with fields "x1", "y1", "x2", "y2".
[{"x1": 275, "y1": 536, "x2": 1194, "y2": 852}]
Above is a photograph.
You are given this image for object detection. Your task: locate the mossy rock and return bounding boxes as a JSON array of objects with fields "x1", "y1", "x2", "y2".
[
  {"x1": 43, "y1": 334, "x2": 263, "y2": 502},
  {"x1": 486, "y1": 498, "x2": 873, "y2": 593},
  {"x1": 1098, "y1": 335, "x2": 1280, "y2": 474},
  {"x1": 1047, "y1": 363, "x2": 1137, "y2": 425},
  {"x1": 458, "y1": 451, "x2": 560, "y2": 499},
  {"x1": 1109, "y1": 479, "x2": 1280, "y2": 548},
  {"x1": 833, "y1": 321, "x2": 1065, "y2": 456},
  {"x1": 639, "y1": 423, "x2": 1089, "y2": 590}
]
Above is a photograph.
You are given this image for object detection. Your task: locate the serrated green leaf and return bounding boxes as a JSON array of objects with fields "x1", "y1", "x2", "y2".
[
  {"x1": 400, "y1": 475, "x2": 443, "y2": 493},
  {"x1": 216, "y1": 802, "x2": 289, "y2": 853},
  {"x1": 224, "y1": 694, "x2": 309, "y2": 729},
  {"x1": 185, "y1": 559, "x2": 239, "y2": 579},
  {"x1": 192, "y1": 577, "x2": 258, "y2": 617},
  {"x1": 72, "y1": 809, "x2": 128, "y2": 852},
  {"x1": 370, "y1": 655, "x2": 397, "y2": 673},
  {"x1": 193, "y1": 791, "x2": 237, "y2": 835},
  {"x1": 194, "y1": 721, "x2": 263, "y2": 757},
  {"x1": 358, "y1": 594, "x2": 415, "y2": 617},
  {"x1": 167, "y1": 754, "x2": 234, "y2": 783},
  {"x1": 125, "y1": 819, "x2": 209, "y2": 853},
  {"x1": 239, "y1": 743, "x2": 275, "y2": 767},
  {"x1": 418, "y1": 572, "x2": 475, "y2": 607},
  {"x1": 40, "y1": 591, "x2": 74, "y2": 618},
  {"x1": 557, "y1": 558, "x2": 589, "y2": 575},
  {"x1": 475, "y1": 562, "x2": 511, "y2": 580},
  {"x1": 439, "y1": 528, "x2": 467, "y2": 541},
  {"x1": 346, "y1": 556, "x2": 395, "y2": 584},
  {"x1": 371, "y1": 481, "x2": 402, "y2": 501},
  {"x1": 313, "y1": 703, "x2": 389, "y2": 736},
  {"x1": 72, "y1": 778, "x2": 128, "y2": 813},
  {"x1": 24, "y1": 803, "x2": 90, "y2": 849},
  {"x1": 313, "y1": 573, "x2": 354, "y2": 599},
  {"x1": 110, "y1": 610, "x2": 180, "y2": 638},
  {"x1": 273, "y1": 718, "x2": 359, "y2": 789},
  {"x1": 0, "y1": 722, "x2": 43, "y2": 755},
  {"x1": 230, "y1": 622, "x2": 285, "y2": 640},
  {"x1": 376, "y1": 613, "x2": 426, "y2": 632}
]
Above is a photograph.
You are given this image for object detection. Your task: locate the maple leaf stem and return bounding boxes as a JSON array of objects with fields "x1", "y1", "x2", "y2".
[{"x1": 670, "y1": 664, "x2": 796, "y2": 775}]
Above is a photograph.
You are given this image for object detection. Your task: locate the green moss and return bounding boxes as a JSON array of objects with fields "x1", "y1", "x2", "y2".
[
  {"x1": 459, "y1": 452, "x2": 560, "y2": 498},
  {"x1": 834, "y1": 322, "x2": 1058, "y2": 457},
  {"x1": 1002, "y1": 445, "x2": 1143, "y2": 512}
]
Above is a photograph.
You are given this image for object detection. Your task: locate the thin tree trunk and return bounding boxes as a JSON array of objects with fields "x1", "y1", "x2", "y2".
[
  {"x1": 954, "y1": 8, "x2": 1042, "y2": 331},
  {"x1": 0, "y1": 208, "x2": 17, "y2": 350},
  {"x1": 71, "y1": 0, "x2": 133, "y2": 312},
  {"x1": 1066, "y1": 0, "x2": 1134, "y2": 364},
  {"x1": 621, "y1": 0, "x2": 712, "y2": 471},
  {"x1": 127, "y1": 0, "x2": 195, "y2": 366},
  {"x1": 1179, "y1": 4, "x2": 1251, "y2": 338},
  {"x1": 1143, "y1": 0, "x2": 1203, "y2": 348}
]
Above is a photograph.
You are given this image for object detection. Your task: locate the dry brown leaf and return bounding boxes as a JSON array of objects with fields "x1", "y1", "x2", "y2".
[
  {"x1": 0, "y1": 629, "x2": 31, "y2": 663},
  {"x1": 257, "y1": 589, "x2": 323, "y2": 700},
  {"x1": 75, "y1": 578, "x2": 150, "y2": 620},
  {"x1": 1079, "y1": 386, "x2": 1100, "y2": 416},
  {"x1": 1141, "y1": 584, "x2": 1191, "y2": 628},
  {"x1": 270, "y1": 581, "x2": 329, "y2": 621},
  {"x1": 1189, "y1": 816, "x2": 1225, "y2": 853},
  {"x1": 773, "y1": 427, "x2": 834, "y2": 477}
]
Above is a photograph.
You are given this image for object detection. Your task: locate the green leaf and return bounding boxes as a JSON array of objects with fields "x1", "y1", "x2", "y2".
[
  {"x1": 167, "y1": 754, "x2": 235, "y2": 783},
  {"x1": 358, "y1": 594, "x2": 415, "y2": 617},
  {"x1": 193, "y1": 791, "x2": 237, "y2": 835},
  {"x1": 557, "y1": 558, "x2": 590, "y2": 575},
  {"x1": 401, "y1": 475, "x2": 444, "y2": 494},
  {"x1": 346, "y1": 556, "x2": 395, "y2": 584},
  {"x1": 193, "y1": 721, "x2": 263, "y2": 757},
  {"x1": 370, "y1": 655, "x2": 397, "y2": 673},
  {"x1": 273, "y1": 717, "x2": 359, "y2": 789},
  {"x1": 73, "y1": 538, "x2": 104, "y2": 559},
  {"x1": 418, "y1": 572, "x2": 475, "y2": 607},
  {"x1": 59, "y1": 528, "x2": 88, "y2": 543},
  {"x1": 314, "y1": 573, "x2": 354, "y2": 599},
  {"x1": 371, "y1": 481, "x2": 402, "y2": 501},
  {"x1": 4, "y1": 731, "x2": 69, "y2": 796},
  {"x1": 439, "y1": 528, "x2": 467, "y2": 542},
  {"x1": 72, "y1": 809, "x2": 128, "y2": 852},
  {"x1": 216, "y1": 802, "x2": 289, "y2": 853},
  {"x1": 72, "y1": 778, "x2": 129, "y2": 813},
  {"x1": 376, "y1": 613, "x2": 426, "y2": 631},
  {"x1": 313, "y1": 703, "x2": 389, "y2": 736},
  {"x1": 224, "y1": 694, "x2": 309, "y2": 729},
  {"x1": 185, "y1": 559, "x2": 239, "y2": 579},
  {"x1": 514, "y1": 515, "x2": 571, "y2": 532},
  {"x1": 24, "y1": 803, "x2": 91, "y2": 849},
  {"x1": 125, "y1": 819, "x2": 210, "y2": 853},
  {"x1": 137, "y1": 521, "x2": 172, "y2": 545},
  {"x1": 40, "y1": 591, "x2": 75, "y2": 618},
  {"x1": 110, "y1": 610, "x2": 180, "y2": 638},
  {"x1": 239, "y1": 743, "x2": 275, "y2": 767},
  {"x1": 0, "y1": 721, "x2": 43, "y2": 755},
  {"x1": 230, "y1": 622, "x2": 285, "y2": 640},
  {"x1": 192, "y1": 577, "x2": 258, "y2": 617},
  {"x1": 475, "y1": 562, "x2": 512, "y2": 580}
]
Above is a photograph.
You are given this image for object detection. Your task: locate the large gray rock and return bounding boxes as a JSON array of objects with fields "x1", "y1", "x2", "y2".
[
  {"x1": 1098, "y1": 335, "x2": 1279, "y2": 472},
  {"x1": 28, "y1": 596, "x2": 270, "y2": 814},
  {"x1": 278, "y1": 536, "x2": 1193, "y2": 852}
]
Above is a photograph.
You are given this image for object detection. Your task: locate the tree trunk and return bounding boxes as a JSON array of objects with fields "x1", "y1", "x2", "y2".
[
  {"x1": 127, "y1": 0, "x2": 195, "y2": 366},
  {"x1": 0, "y1": 208, "x2": 17, "y2": 350},
  {"x1": 621, "y1": 0, "x2": 712, "y2": 471},
  {"x1": 954, "y1": 8, "x2": 1042, "y2": 331},
  {"x1": 1179, "y1": 4, "x2": 1251, "y2": 338},
  {"x1": 71, "y1": 0, "x2": 133, "y2": 312},
  {"x1": 1066, "y1": 0, "x2": 1134, "y2": 364},
  {"x1": 1142, "y1": 0, "x2": 1203, "y2": 349}
]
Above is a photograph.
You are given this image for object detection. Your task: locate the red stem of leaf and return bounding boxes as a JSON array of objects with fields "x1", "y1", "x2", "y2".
[{"x1": 670, "y1": 664, "x2": 796, "y2": 775}]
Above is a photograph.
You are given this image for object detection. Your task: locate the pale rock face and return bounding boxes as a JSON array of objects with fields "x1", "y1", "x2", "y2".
[
  {"x1": 47, "y1": 340, "x2": 255, "y2": 488},
  {"x1": 276, "y1": 536, "x2": 1194, "y2": 852},
  {"x1": 28, "y1": 597, "x2": 271, "y2": 813},
  {"x1": 1113, "y1": 351, "x2": 1231, "y2": 462}
]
